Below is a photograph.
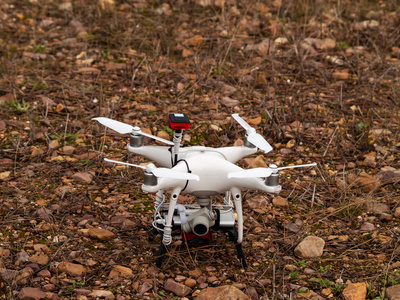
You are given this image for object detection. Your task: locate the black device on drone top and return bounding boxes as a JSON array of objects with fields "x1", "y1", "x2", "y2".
[{"x1": 168, "y1": 113, "x2": 190, "y2": 130}]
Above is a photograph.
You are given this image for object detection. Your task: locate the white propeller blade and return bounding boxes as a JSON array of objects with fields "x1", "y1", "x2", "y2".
[
  {"x1": 228, "y1": 168, "x2": 273, "y2": 178},
  {"x1": 104, "y1": 158, "x2": 199, "y2": 181},
  {"x1": 277, "y1": 163, "x2": 317, "y2": 171},
  {"x1": 93, "y1": 117, "x2": 174, "y2": 146},
  {"x1": 228, "y1": 163, "x2": 317, "y2": 179},
  {"x1": 232, "y1": 114, "x2": 273, "y2": 153},
  {"x1": 104, "y1": 158, "x2": 145, "y2": 169},
  {"x1": 93, "y1": 117, "x2": 134, "y2": 134}
]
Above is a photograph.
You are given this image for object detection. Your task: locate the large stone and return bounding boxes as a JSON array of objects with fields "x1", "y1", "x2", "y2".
[
  {"x1": 196, "y1": 285, "x2": 250, "y2": 300},
  {"x1": 386, "y1": 284, "x2": 400, "y2": 300},
  {"x1": 342, "y1": 282, "x2": 368, "y2": 300},
  {"x1": 108, "y1": 265, "x2": 133, "y2": 279},
  {"x1": 164, "y1": 279, "x2": 191, "y2": 297},
  {"x1": 294, "y1": 236, "x2": 325, "y2": 258},
  {"x1": 18, "y1": 287, "x2": 47, "y2": 300},
  {"x1": 89, "y1": 228, "x2": 116, "y2": 240},
  {"x1": 58, "y1": 262, "x2": 87, "y2": 277}
]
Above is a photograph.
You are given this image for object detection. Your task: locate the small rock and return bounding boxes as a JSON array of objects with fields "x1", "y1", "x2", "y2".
[
  {"x1": 365, "y1": 202, "x2": 390, "y2": 214},
  {"x1": 164, "y1": 279, "x2": 192, "y2": 297},
  {"x1": 363, "y1": 156, "x2": 376, "y2": 168},
  {"x1": 294, "y1": 236, "x2": 325, "y2": 258},
  {"x1": 18, "y1": 287, "x2": 47, "y2": 300},
  {"x1": 354, "y1": 20, "x2": 379, "y2": 30},
  {"x1": 188, "y1": 268, "x2": 202, "y2": 278},
  {"x1": 196, "y1": 285, "x2": 250, "y2": 300},
  {"x1": 0, "y1": 268, "x2": 19, "y2": 283},
  {"x1": 62, "y1": 145, "x2": 76, "y2": 155},
  {"x1": 246, "y1": 195, "x2": 269, "y2": 212},
  {"x1": 88, "y1": 290, "x2": 115, "y2": 300},
  {"x1": 108, "y1": 265, "x2": 133, "y2": 279},
  {"x1": 247, "y1": 117, "x2": 262, "y2": 126},
  {"x1": 360, "y1": 222, "x2": 375, "y2": 232},
  {"x1": 72, "y1": 172, "x2": 93, "y2": 183},
  {"x1": 38, "y1": 270, "x2": 51, "y2": 278},
  {"x1": 185, "y1": 278, "x2": 197, "y2": 288},
  {"x1": 273, "y1": 196, "x2": 288, "y2": 207},
  {"x1": 0, "y1": 171, "x2": 11, "y2": 180},
  {"x1": 303, "y1": 38, "x2": 336, "y2": 50},
  {"x1": 285, "y1": 223, "x2": 300, "y2": 233},
  {"x1": 370, "y1": 128, "x2": 392, "y2": 138},
  {"x1": 29, "y1": 252, "x2": 50, "y2": 265},
  {"x1": 157, "y1": 130, "x2": 171, "y2": 141},
  {"x1": 98, "y1": 0, "x2": 115, "y2": 11},
  {"x1": 249, "y1": 155, "x2": 268, "y2": 168},
  {"x1": 221, "y1": 96, "x2": 240, "y2": 107},
  {"x1": 89, "y1": 228, "x2": 116, "y2": 240},
  {"x1": 332, "y1": 70, "x2": 350, "y2": 80},
  {"x1": 348, "y1": 172, "x2": 379, "y2": 192},
  {"x1": 342, "y1": 282, "x2": 368, "y2": 300},
  {"x1": 376, "y1": 167, "x2": 400, "y2": 185},
  {"x1": 138, "y1": 282, "x2": 153, "y2": 295},
  {"x1": 58, "y1": 262, "x2": 87, "y2": 277},
  {"x1": 386, "y1": 284, "x2": 400, "y2": 300},
  {"x1": 16, "y1": 251, "x2": 30, "y2": 265},
  {"x1": 59, "y1": 2, "x2": 72, "y2": 11},
  {"x1": 394, "y1": 207, "x2": 400, "y2": 218},
  {"x1": 49, "y1": 140, "x2": 59, "y2": 149}
]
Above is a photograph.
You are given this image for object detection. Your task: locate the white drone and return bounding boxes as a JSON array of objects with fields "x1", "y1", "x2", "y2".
[{"x1": 93, "y1": 113, "x2": 316, "y2": 268}]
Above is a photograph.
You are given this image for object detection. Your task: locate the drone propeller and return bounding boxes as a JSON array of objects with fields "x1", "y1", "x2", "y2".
[
  {"x1": 228, "y1": 163, "x2": 317, "y2": 179},
  {"x1": 232, "y1": 114, "x2": 273, "y2": 153},
  {"x1": 104, "y1": 158, "x2": 200, "y2": 181},
  {"x1": 93, "y1": 117, "x2": 174, "y2": 146}
]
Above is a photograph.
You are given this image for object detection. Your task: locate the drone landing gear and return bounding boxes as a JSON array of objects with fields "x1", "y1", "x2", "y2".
[
  {"x1": 150, "y1": 227, "x2": 247, "y2": 269},
  {"x1": 221, "y1": 226, "x2": 247, "y2": 269}
]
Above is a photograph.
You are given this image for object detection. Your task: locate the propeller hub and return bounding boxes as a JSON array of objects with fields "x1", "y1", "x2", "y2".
[
  {"x1": 145, "y1": 164, "x2": 156, "y2": 173},
  {"x1": 132, "y1": 126, "x2": 141, "y2": 134},
  {"x1": 269, "y1": 164, "x2": 278, "y2": 173}
]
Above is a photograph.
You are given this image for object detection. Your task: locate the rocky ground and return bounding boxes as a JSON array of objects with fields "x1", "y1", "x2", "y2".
[{"x1": 1, "y1": 0, "x2": 400, "y2": 299}]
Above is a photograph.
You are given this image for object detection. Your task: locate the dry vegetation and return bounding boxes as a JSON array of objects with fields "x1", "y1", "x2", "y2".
[{"x1": 1, "y1": 0, "x2": 400, "y2": 299}]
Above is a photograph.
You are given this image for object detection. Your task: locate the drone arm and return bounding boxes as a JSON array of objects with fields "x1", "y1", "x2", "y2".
[
  {"x1": 162, "y1": 187, "x2": 182, "y2": 245},
  {"x1": 231, "y1": 187, "x2": 243, "y2": 244},
  {"x1": 127, "y1": 144, "x2": 173, "y2": 168}
]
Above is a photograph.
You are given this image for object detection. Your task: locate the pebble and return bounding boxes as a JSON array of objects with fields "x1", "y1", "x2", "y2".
[
  {"x1": 164, "y1": 279, "x2": 192, "y2": 297},
  {"x1": 108, "y1": 265, "x2": 133, "y2": 279},
  {"x1": 273, "y1": 196, "x2": 288, "y2": 207},
  {"x1": 72, "y1": 172, "x2": 93, "y2": 183},
  {"x1": 386, "y1": 284, "x2": 400, "y2": 300},
  {"x1": 58, "y1": 262, "x2": 87, "y2": 277},
  {"x1": 360, "y1": 222, "x2": 375, "y2": 232},
  {"x1": 88, "y1": 228, "x2": 116, "y2": 240},
  {"x1": 294, "y1": 236, "x2": 325, "y2": 258},
  {"x1": 88, "y1": 290, "x2": 115, "y2": 300},
  {"x1": 342, "y1": 282, "x2": 368, "y2": 300},
  {"x1": 18, "y1": 287, "x2": 47, "y2": 300},
  {"x1": 188, "y1": 268, "x2": 202, "y2": 278},
  {"x1": 196, "y1": 285, "x2": 250, "y2": 300},
  {"x1": 185, "y1": 278, "x2": 197, "y2": 288}
]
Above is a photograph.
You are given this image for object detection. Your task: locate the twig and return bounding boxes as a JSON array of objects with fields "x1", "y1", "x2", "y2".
[
  {"x1": 63, "y1": 113, "x2": 69, "y2": 148},
  {"x1": 323, "y1": 125, "x2": 338, "y2": 157},
  {"x1": 311, "y1": 184, "x2": 316, "y2": 208}
]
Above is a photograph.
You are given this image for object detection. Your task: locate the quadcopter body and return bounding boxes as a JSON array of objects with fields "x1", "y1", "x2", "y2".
[{"x1": 94, "y1": 113, "x2": 315, "y2": 267}]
